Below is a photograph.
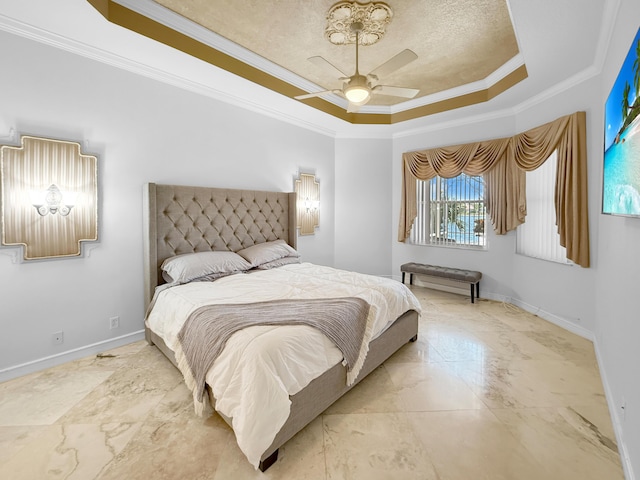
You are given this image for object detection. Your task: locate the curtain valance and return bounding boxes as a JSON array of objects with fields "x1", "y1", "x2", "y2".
[{"x1": 398, "y1": 111, "x2": 589, "y2": 267}]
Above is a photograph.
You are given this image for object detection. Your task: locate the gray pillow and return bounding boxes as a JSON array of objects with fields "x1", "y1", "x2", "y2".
[
  {"x1": 161, "y1": 251, "x2": 252, "y2": 284},
  {"x1": 255, "y1": 255, "x2": 301, "y2": 270},
  {"x1": 237, "y1": 239, "x2": 299, "y2": 267}
]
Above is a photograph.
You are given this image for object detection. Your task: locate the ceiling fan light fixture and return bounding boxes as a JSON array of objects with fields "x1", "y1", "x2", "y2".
[
  {"x1": 344, "y1": 85, "x2": 371, "y2": 104},
  {"x1": 297, "y1": 1, "x2": 418, "y2": 112}
]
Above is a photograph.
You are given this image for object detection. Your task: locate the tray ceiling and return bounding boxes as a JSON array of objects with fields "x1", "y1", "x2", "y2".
[{"x1": 88, "y1": 0, "x2": 526, "y2": 124}]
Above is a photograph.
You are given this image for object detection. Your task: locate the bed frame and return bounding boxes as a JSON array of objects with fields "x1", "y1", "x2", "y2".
[{"x1": 142, "y1": 183, "x2": 419, "y2": 471}]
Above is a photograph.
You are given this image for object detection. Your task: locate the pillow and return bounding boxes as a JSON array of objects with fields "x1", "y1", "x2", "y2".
[
  {"x1": 236, "y1": 239, "x2": 299, "y2": 267},
  {"x1": 161, "y1": 251, "x2": 252, "y2": 284},
  {"x1": 255, "y1": 255, "x2": 301, "y2": 270}
]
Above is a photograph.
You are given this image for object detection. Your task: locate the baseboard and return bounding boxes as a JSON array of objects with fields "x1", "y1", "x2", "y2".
[
  {"x1": 504, "y1": 297, "x2": 595, "y2": 341},
  {"x1": 0, "y1": 330, "x2": 145, "y2": 383},
  {"x1": 593, "y1": 338, "x2": 636, "y2": 480}
]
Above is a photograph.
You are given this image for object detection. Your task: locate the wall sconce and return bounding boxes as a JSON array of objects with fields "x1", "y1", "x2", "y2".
[
  {"x1": 32, "y1": 184, "x2": 76, "y2": 216},
  {"x1": 295, "y1": 173, "x2": 320, "y2": 235},
  {"x1": 1, "y1": 135, "x2": 98, "y2": 260}
]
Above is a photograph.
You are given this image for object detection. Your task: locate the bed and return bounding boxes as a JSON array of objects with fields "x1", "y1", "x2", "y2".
[{"x1": 142, "y1": 183, "x2": 420, "y2": 471}]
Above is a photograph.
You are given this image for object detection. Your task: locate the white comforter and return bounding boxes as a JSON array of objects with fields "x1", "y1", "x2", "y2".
[{"x1": 146, "y1": 262, "x2": 421, "y2": 468}]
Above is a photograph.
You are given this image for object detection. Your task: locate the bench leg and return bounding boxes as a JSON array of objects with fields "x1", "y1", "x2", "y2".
[
  {"x1": 470, "y1": 282, "x2": 480, "y2": 303},
  {"x1": 402, "y1": 272, "x2": 405, "y2": 284},
  {"x1": 409, "y1": 273, "x2": 414, "y2": 285}
]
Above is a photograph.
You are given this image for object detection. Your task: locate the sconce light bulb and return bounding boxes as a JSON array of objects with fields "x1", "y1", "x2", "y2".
[{"x1": 32, "y1": 184, "x2": 74, "y2": 216}]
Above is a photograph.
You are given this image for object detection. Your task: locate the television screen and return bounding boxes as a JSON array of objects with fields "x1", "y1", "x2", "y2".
[{"x1": 603, "y1": 27, "x2": 640, "y2": 217}]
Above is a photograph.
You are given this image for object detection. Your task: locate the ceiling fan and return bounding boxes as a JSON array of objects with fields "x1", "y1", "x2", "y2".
[{"x1": 295, "y1": 22, "x2": 419, "y2": 113}]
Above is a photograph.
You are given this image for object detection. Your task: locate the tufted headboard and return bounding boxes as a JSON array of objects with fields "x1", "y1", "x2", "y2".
[{"x1": 143, "y1": 183, "x2": 297, "y2": 309}]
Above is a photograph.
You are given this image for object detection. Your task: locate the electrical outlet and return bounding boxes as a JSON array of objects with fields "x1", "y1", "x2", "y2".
[
  {"x1": 52, "y1": 331, "x2": 64, "y2": 345},
  {"x1": 109, "y1": 316, "x2": 120, "y2": 329}
]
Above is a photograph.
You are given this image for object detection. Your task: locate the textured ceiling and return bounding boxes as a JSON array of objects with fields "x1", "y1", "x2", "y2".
[{"x1": 152, "y1": 0, "x2": 521, "y2": 108}]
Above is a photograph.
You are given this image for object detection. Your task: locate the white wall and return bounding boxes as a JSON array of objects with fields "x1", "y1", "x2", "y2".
[
  {"x1": 508, "y1": 77, "x2": 601, "y2": 334},
  {"x1": 334, "y1": 136, "x2": 392, "y2": 276},
  {"x1": 595, "y1": 1, "x2": 640, "y2": 476},
  {"x1": 0, "y1": 30, "x2": 335, "y2": 376}
]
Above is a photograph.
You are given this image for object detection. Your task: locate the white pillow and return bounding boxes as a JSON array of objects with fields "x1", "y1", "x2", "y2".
[
  {"x1": 161, "y1": 251, "x2": 252, "y2": 284},
  {"x1": 237, "y1": 239, "x2": 299, "y2": 267}
]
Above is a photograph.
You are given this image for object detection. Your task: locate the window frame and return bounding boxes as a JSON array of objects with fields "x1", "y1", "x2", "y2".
[{"x1": 410, "y1": 173, "x2": 487, "y2": 250}]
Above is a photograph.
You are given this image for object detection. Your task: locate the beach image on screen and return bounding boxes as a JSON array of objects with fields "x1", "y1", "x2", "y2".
[{"x1": 603, "y1": 28, "x2": 640, "y2": 216}]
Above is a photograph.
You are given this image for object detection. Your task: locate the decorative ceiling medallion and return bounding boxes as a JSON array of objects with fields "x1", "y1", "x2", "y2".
[{"x1": 325, "y1": 1, "x2": 393, "y2": 46}]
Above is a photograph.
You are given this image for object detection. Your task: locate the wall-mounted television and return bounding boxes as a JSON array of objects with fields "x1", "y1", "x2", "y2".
[{"x1": 603, "y1": 27, "x2": 640, "y2": 217}]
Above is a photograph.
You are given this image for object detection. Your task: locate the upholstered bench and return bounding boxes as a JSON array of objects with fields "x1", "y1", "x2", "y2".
[{"x1": 401, "y1": 263, "x2": 482, "y2": 303}]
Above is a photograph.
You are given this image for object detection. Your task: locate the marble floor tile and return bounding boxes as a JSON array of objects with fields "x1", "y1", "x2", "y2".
[
  {"x1": 521, "y1": 328, "x2": 599, "y2": 368},
  {"x1": 323, "y1": 412, "x2": 440, "y2": 479},
  {"x1": 434, "y1": 310, "x2": 516, "y2": 332},
  {"x1": 512, "y1": 359, "x2": 608, "y2": 407},
  {"x1": 420, "y1": 324, "x2": 492, "y2": 362},
  {"x1": 485, "y1": 303, "x2": 567, "y2": 334},
  {"x1": 491, "y1": 407, "x2": 624, "y2": 480},
  {"x1": 452, "y1": 358, "x2": 608, "y2": 410},
  {"x1": 385, "y1": 332, "x2": 445, "y2": 364},
  {"x1": 324, "y1": 365, "x2": 406, "y2": 415},
  {"x1": 0, "y1": 425, "x2": 49, "y2": 463},
  {"x1": 408, "y1": 409, "x2": 552, "y2": 480},
  {"x1": 98, "y1": 416, "x2": 229, "y2": 480},
  {"x1": 385, "y1": 361, "x2": 486, "y2": 412},
  {"x1": 0, "y1": 422, "x2": 142, "y2": 480},
  {"x1": 58, "y1": 352, "x2": 184, "y2": 425},
  {"x1": 447, "y1": 358, "x2": 540, "y2": 409},
  {"x1": 0, "y1": 286, "x2": 625, "y2": 479},
  {"x1": 471, "y1": 329, "x2": 567, "y2": 361},
  {"x1": 0, "y1": 368, "x2": 114, "y2": 426},
  {"x1": 214, "y1": 417, "x2": 327, "y2": 480}
]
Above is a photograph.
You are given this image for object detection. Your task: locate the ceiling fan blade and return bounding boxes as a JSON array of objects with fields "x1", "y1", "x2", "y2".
[
  {"x1": 346, "y1": 102, "x2": 361, "y2": 113},
  {"x1": 308, "y1": 56, "x2": 348, "y2": 79},
  {"x1": 295, "y1": 90, "x2": 336, "y2": 100},
  {"x1": 373, "y1": 85, "x2": 420, "y2": 98},
  {"x1": 368, "y1": 49, "x2": 418, "y2": 80}
]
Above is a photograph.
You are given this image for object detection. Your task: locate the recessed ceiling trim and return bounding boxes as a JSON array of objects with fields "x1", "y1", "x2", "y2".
[
  {"x1": 390, "y1": 64, "x2": 528, "y2": 124},
  {"x1": 87, "y1": 0, "x2": 528, "y2": 125},
  {"x1": 391, "y1": 54, "x2": 526, "y2": 113},
  {"x1": 113, "y1": 0, "x2": 325, "y2": 97}
]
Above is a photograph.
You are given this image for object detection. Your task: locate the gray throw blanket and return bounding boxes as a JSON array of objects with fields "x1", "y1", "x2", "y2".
[{"x1": 175, "y1": 297, "x2": 371, "y2": 415}]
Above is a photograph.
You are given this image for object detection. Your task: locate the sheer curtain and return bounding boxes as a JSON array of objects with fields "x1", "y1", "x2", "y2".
[{"x1": 398, "y1": 111, "x2": 589, "y2": 267}]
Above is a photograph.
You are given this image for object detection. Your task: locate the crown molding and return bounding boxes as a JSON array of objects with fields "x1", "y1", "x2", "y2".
[{"x1": 0, "y1": 11, "x2": 342, "y2": 137}]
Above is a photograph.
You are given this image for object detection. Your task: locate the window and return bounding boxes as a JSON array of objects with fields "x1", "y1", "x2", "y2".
[
  {"x1": 411, "y1": 174, "x2": 486, "y2": 247},
  {"x1": 516, "y1": 150, "x2": 569, "y2": 264}
]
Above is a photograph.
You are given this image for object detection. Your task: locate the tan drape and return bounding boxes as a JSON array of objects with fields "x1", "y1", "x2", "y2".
[{"x1": 398, "y1": 111, "x2": 589, "y2": 268}]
